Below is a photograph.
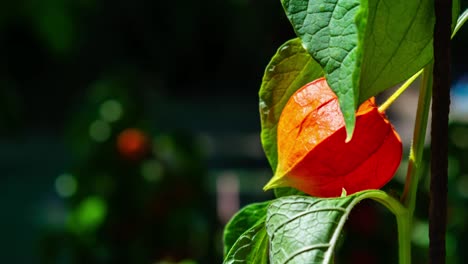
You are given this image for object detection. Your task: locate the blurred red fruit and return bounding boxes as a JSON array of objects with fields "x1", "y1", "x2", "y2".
[{"x1": 117, "y1": 128, "x2": 150, "y2": 161}]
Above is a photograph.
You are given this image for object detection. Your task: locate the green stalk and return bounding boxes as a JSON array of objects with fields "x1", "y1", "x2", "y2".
[
  {"x1": 379, "y1": 69, "x2": 424, "y2": 113},
  {"x1": 356, "y1": 190, "x2": 410, "y2": 264},
  {"x1": 402, "y1": 63, "x2": 433, "y2": 219},
  {"x1": 397, "y1": 213, "x2": 412, "y2": 264},
  {"x1": 376, "y1": 63, "x2": 433, "y2": 264},
  {"x1": 394, "y1": 64, "x2": 432, "y2": 264},
  {"x1": 371, "y1": 63, "x2": 433, "y2": 264}
]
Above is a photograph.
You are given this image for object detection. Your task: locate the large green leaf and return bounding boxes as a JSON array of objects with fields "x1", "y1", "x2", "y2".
[
  {"x1": 259, "y1": 38, "x2": 323, "y2": 171},
  {"x1": 281, "y1": 0, "x2": 435, "y2": 138},
  {"x1": 359, "y1": 0, "x2": 434, "y2": 101},
  {"x1": 223, "y1": 201, "x2": 270, "y2": 256},
  {"x1": 266, "y1": 191, "x2": 406, "y2": 263},
  {"x1": 223, "y1": 221, "x2": 269, "y2": 264}
]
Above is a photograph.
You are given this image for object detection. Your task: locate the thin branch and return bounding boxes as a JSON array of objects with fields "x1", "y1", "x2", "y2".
[{"x1": 430, "y1": 0, "x2": 451, "y2": 263}]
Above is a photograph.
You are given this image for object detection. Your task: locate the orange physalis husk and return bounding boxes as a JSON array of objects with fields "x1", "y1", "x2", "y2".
[{"x1": 263, "y1": 77, "x2": 402, "y2": 197}]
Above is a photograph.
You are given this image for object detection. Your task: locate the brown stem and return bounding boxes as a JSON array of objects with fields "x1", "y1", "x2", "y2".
[{"x1": 430, "y1": 0, "x2": 451, "y2": 263}]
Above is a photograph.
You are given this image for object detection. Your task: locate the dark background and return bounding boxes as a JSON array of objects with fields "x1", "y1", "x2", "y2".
[
  {"x1": 2, "y1": 0, "x2": 468, "y2": 263},
  {"x1": 0, "y1": 1, "x2": 291, "y2": 263}
]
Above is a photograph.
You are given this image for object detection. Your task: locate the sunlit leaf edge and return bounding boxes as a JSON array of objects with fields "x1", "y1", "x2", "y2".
[
  {"x1": 223, "y1": 201, "x2": 270, "y2": 256},
  {"x1": 223, "y1": 220, "x2": 269, "y2": 264}
]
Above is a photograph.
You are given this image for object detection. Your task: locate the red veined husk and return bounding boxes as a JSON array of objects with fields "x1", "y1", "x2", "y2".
[{"x1": 263, "y1": 77, "x2": 402, "y2": 197}]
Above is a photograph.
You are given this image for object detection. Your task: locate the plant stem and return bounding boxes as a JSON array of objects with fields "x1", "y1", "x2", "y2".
[
  {"x1": 375, "y1": 63, "x2": 433, "y2": 264},
  {"x1": 430, "y1": 0, "x2": 451, "y2": 261},
  {"x1": 397, "y1": 214, "x2": 412, "y2": 264},
  {"x1": 378, "y1": 69, "x2": 424, "y2": 113},
  {"x1": 401, "y1": 63, "x2": 433, "y2": 219},
  {"x1": 357, "y1": 190, "x2": 410, "y2": 264}
]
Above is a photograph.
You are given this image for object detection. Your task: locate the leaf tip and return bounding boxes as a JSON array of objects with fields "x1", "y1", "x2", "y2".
[
  {"x1": 342, "y1": 103, "x2": 356, "y2": 143},
  {"x1": 344, "y1": 122, "x2": 355, "y2": 143}
]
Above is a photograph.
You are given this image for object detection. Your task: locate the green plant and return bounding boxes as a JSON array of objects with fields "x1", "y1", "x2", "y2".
[{"x1": 223, "y1": 0, "x2": 468, "y2": 263}]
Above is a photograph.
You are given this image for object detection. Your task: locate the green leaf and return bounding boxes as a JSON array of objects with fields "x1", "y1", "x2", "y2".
[
  {"x1": 281, "y1": 0, "x2": 366, "y2": 139},
  {"x1": 452, "y1": 0, "x2": 460, "y2": 33},
  {"x1": 281, "y1": 0, "x2": 435, "y2": 139},
  {"x1": 259, "y1": 38, "x2": 323, "y2": 171},
  {"x1": 358, "y1": 0, "x2": 434, "y2": 101},
  {"x1": 452, "y1": 8, "x2": 468, "y2": 38},
  {"x1": 223, "y1": 222, "x2": 269, "y2": 264},
  {"x1": 266, "y1": 191, "x2": 407, "y2": 263},
  {"x1": 223, "y1": 201, "x2": 270, "y2": 256},
  {"x1": 266, "y1": 195, "x2": 354, "y2": 264}
]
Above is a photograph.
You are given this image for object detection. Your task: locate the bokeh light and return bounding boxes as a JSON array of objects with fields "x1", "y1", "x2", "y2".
[
  {"x1": 456, "y1": 174, "x2": 468, "y2": 198},
  {"x1": 89, "y1": 120, "x2": 111, "y2": 142},
  {"x1": 141, "y1": 159, "x2": 164, "y2": 182},
  {"x1": 99, "y1": 99, "x2": 123, "y2": 123},
  {"x1": 412, "y1": 220, "x2": 429, "y2": 247},
  {"x1": 68, "y1": 196, "x2": 107, "y2": 234},
  {"x1": 55, "y1": 173, "x2": 77, "y2": 198}
]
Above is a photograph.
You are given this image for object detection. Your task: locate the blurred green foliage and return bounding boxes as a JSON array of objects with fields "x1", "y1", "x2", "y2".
[{"x1": 0, "y1": 0, "x2": 291, "y2": 262}]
